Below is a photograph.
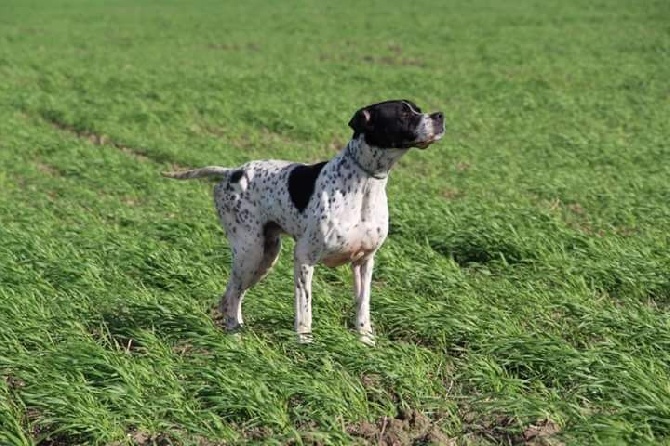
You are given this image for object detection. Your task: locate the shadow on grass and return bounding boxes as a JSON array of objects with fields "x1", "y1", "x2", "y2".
[
  {"x1": 95, "y1": 299, "x2": 216, "y2": 353},
  {"x1": 428, "y1": 234, "x2": 531, "y2": 267},
  {"x1": 96, "y1": 295, "x2": 302, "y2": 353}
]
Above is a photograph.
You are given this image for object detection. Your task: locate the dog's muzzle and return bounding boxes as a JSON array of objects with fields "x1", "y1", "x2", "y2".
[{"x1": 416, "y1": 112, "x2": 445, "y2": 149}]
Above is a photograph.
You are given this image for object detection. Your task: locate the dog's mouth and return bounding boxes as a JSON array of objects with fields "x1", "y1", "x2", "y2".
[
  {"x1": 415, "y1": 131, "x2": 445, "y2": 149},
  {"x1": 414, "y1": 113, "x2": 445, "y2": 149}
]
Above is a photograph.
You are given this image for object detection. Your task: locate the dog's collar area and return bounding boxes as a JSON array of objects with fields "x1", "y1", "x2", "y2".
[{"x1": 345, "y1": 144, "x2": 389, "y2": 180}]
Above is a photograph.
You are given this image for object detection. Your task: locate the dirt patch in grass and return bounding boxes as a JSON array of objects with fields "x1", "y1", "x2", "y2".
[
  {"x1": 120, "y1": 425, "x2": 234, "y2": 446},
  {"x1": 522, "y1": 419, "x2": 562, "y2": 445},
  {"x1": 319, "y1": 51, "x2": 425, "y2": 68},
  {"x1": 542, "y1": 197, "x2": 600, "y2": 235},
  {"x1": 462, "y1": 412, "x2": 562, "y2": 446},
  {"x1": 35, "y1": 162, "x2": 62, "y2": 176},
  {"x1": 347, "y1": 408, "x2": 454, "y2": 446},
  {"x1": 120, "y1": 195, "x2": 143, "y2": 207},
  {"x1": 3, "y1": 374, "x2": 26, "y2": 390},
  {"x1": 361, "y1": 54, "x2": 425, "y2": 67},
  {"x1": 35, "y1": 435, "x2": 78, "y2": 446},
  {"x1": 27, "y1": 408, "x2": 88, "y2": 446},
  {"x1": 127, "y1": 430, "x2": 178, "y2": 446},
  {"x1": 538, "y1": 196, "x2": 637, "y2": 237},
  {"x1": 455, "y1": 161, "x2": 471, "y2": 172},
  {"x1": 206, "y1": 42, "x2": 260, "y2": 52},
  {"x1": 442, "y1": 187, "x2": 462, "y2": 200}
]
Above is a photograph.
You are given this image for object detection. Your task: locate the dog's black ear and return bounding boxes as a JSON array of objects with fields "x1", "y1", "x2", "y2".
[{"x1": 348, "y1": 108, "x2": 372, "y2": 136}]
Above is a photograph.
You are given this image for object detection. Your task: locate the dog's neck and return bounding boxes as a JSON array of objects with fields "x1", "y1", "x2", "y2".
[{"x1": 344, "y1": 136, "x2": 409, "y2": 180}]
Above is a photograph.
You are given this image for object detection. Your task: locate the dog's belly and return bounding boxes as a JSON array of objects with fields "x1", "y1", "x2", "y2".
[
  {"x1": 320, "y1": 222, "x2": 387, "y2": 268},
  {"x1": 321, "y1": 248, "x2": 375, "y2": 268}
]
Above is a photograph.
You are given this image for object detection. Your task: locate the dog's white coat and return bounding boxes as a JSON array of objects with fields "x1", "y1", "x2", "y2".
[{"x1": 163, "y1": 107, "x2": 443, "y2": 344}]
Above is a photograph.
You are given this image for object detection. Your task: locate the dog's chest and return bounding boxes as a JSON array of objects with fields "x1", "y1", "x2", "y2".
[{"x1": 317, "y1": 178, "x2": 389, "y2": 267}]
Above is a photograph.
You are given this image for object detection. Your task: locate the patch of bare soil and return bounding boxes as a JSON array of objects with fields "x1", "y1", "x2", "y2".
[
  {"x1": 206, "y1": 42, "x2": 260, "y2": 52},
  {"x1": 347, "y1": 408, "x2": 454, "y2": 446},
  {"x1": 522, "y1": 419, "x2": 562, "y2": 446},
  {"x1": 120, "y1": 428, "x2": 227, "y2": 446},
  {"x1": 442, "y1": 187, "x2": 462, "y2": 200},
  {"x1": 455, "y1": 161, "x2": 471, "y2": 172},
  {"x1": 361, "y1": 54, "x2": 425, "y2": 67},
  {"x1": 462, "y1": 412, "x2": 562, "y2": 446},
  {"x1": 35, "y1": 162, "x2": 61, "y2": 176}
]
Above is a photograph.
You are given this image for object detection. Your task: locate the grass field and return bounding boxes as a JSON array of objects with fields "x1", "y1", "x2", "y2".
[{"x1": 1, "y1": 0, "x2": 669, "y2": 444}]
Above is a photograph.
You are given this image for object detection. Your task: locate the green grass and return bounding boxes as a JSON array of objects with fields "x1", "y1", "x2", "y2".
[{"x1": 1, "y1": 0, "x2": 669, "y2": 444}]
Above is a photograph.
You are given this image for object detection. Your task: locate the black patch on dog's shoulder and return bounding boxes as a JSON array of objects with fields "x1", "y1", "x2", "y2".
[
  {"x1": 288, "y1": 162, "x2": 327, "y2": 212},
  {"x1": 229, "y1": 170, "x2": 244, "y2": 183}
]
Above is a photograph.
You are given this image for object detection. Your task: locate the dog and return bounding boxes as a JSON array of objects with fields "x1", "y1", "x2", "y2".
[{"x1": 162, "y1": 99, "x2": 445, "y2": 344}]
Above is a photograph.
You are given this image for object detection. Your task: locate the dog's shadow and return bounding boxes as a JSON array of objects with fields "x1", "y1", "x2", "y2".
[
  {"x1": 94, "y1": 298, "x2": 217, "y2": 352},
  {"x1": 428, "y1": 235, "x2": 529, "y2": 267},
  {"x1": 95, "y1": 293, "x2": 302, "y2": 352}
]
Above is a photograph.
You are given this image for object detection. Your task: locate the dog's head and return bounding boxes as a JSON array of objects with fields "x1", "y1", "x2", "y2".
[{"x1": 348, "y1": 100, "x2": 445, "y2": 150}]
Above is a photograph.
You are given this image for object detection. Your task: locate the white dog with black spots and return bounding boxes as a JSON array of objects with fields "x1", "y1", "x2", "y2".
[{"x1": 162, "y1": 99, "x2": 445, "y2": 345}]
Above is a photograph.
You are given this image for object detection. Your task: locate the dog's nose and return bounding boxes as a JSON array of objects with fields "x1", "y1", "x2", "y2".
[{"x1": 431, "y1": 112, "x2": 445, "y2": 130}]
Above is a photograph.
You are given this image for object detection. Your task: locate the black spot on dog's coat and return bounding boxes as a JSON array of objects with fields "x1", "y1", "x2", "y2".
[
  {"x1": 229, "y1": 170, "x2": 244, "y2": 183},
  {"x1": 288, "y1": 162, "x2": 327, "y2": 212}
]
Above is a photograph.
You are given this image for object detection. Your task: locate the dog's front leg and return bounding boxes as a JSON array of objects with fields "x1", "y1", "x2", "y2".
[
  {"x1": 355, "y1": 255, "x2": 376, "y2": 345},
  {"x1": 294, "y1": 244, "x2": 315, "y2": 343},
  {"x1": 352, "y1": 263, "x2": 362, "y2": 303}
]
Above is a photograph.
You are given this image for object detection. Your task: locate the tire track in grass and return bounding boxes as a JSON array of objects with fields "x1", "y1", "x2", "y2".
[{"x1": 31, "y1": 109, "x2": 186, "y2": 169}]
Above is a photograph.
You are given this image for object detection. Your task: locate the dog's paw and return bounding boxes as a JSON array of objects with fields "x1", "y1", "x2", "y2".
[
  {"x1": 359, "y1": 331, "x2": 376, "y2": 346},
  {"x1": 297, "y1": 332, "x2": 313, "y2": 344},
  {"x1": 225, "y1": 322, "x2": 245, "y2": 334}
]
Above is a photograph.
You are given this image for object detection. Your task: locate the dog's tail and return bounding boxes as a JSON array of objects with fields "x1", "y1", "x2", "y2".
[{"x1": 161, "y1": 166, "x2": 232, "y2": 181}]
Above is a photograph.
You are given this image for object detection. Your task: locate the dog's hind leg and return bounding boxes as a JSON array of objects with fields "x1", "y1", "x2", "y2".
[
  {"x1": 251, "y1": 222, "x2": 283, "y2": 284},
  {"x1": 219, "y1": 223, "x2": 283, "y2": 332},
  {"x1": 219, "y1": 232, "x2": 266, "y2": 332}
]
